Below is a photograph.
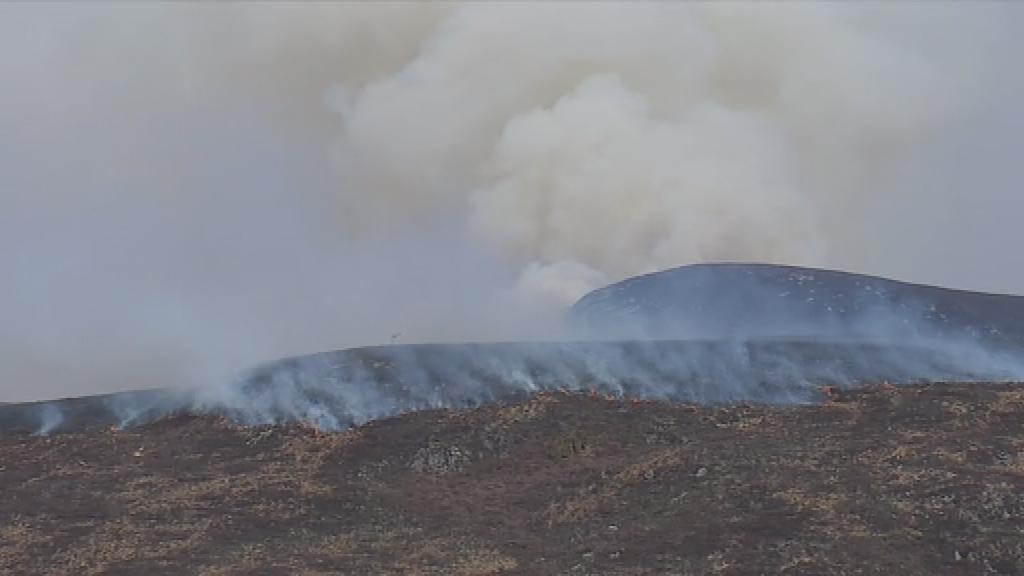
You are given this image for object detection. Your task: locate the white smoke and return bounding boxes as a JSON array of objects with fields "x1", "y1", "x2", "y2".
[
  {"x1": 1, "y1": 2, "x2": 1023, "y2": 401},
  {"x1": 332, "y1": 2, "x2": 1016, "y2": 292}
]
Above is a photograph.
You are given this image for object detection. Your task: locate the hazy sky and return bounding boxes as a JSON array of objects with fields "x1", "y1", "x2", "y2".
[{"x1": 2, "y1": 2, "x2": 1023, "y2": 401}]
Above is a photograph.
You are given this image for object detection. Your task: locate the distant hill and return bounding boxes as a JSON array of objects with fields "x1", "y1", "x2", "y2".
[{"x1": 570, "y1": 263, "x2": 1024, "y2": 345}]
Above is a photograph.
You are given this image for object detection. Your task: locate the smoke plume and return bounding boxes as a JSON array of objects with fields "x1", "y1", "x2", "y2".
[{"x1": 1, "y1": 2, "x2": 1023, "y2": 401}]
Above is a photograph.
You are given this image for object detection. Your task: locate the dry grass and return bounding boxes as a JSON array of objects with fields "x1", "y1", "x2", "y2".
[
  {"x1": 49, "y1": 516, "x2": 215, "y2": 575},
  {"x1": 774, "y1": 489, "x2": 873, "y2": 538},
  {"x1": 942, "y1": 400, "x2": 972, "y2": 418},
  {"x1": 708, "y1": 406, "x2": 776, "y2": 430},
  {"x1": 0, "y1": 517, "x2": 51, "y2": 573},
  {"x1": 991, "y1": 390, "x2": 1024, "y2": 413},
  {"x1": 198, "y1": 542, "x2": 273, "y2": 576},
  {"x1": 546, "y1": 447, "x2": 683, "y2": 524},
  {"x1": 930, "y1": 446, "x2": 969, "y2": 466},
  {"x1": 452, "y1": 547, "x2": 518, "y2": 575},
  {"x1": 3, "y1": 383, "x2": 1023, "y2": 575},
  {"x1": 1006, "y1": 438, "x2": 1024, "y2": 475},
  {"x1": 293, "y1": 528, "x2": 517, "y2": 576},
  {"x1": 491, "y1": 394, "x2": 557, "y2": 427}
]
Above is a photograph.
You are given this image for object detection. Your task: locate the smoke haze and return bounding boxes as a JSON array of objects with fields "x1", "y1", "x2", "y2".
[{"x1": 2, "y1": 2, "x2": 1023, "y2": 401}]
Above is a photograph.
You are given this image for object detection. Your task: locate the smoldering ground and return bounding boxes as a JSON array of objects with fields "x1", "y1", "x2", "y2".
[
  {"x1": 11, "y1": 262, "x2": 1024, "y2": 435},
  {"x1": 2, "y1": 3, "x2": 1024, "y2": 416},
  {"x1": 6, "y1": 337, "x2": 1024, "y2": 436}
]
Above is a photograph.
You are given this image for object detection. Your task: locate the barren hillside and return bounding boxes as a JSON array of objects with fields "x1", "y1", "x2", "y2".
[{"x1": 2, "y1": 383, "x2": 1023, "y2": 575}]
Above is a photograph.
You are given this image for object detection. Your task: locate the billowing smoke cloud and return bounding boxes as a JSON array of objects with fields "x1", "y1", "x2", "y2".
[{"x1": 1, "y1": 2, "x2": 1023, "y2": 401}]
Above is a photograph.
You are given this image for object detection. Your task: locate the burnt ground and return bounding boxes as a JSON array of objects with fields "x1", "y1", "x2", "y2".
[{"x1": 2, "y1": 383, "x2": 1023, "y2": 575}]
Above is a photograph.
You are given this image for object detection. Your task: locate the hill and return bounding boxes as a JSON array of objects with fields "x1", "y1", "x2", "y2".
[
  {"x1": 2, "y1": 383, "x2": 1023, "y2": 575},
  {"x1": 570, "y1": 263, "x2": 1024, "y2": 345}
]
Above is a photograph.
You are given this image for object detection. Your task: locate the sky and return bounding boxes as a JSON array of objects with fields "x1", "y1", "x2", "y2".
[{"x1": 2, "y1": 2, "x2": 1023, "y2": 401}]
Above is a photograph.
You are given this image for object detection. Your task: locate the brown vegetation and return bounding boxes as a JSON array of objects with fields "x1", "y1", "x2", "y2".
[{"x1": 2, "y1": 383, "x2": 1023, "y2": 575}]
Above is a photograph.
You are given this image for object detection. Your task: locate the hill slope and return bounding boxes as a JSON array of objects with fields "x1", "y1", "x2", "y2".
[
  {"x1": 570, "y1": 263, "x2": 1024, "y2": 345},
  {"x1": 6, "y1": 264, "x2": 1024, "y2": 435},
  {"x1": 2, "y1": 383, "x2": 1023, "y2": 575},
  {"x1": 2, "y1": 340, "x2": 1020, "y2": 435}
]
